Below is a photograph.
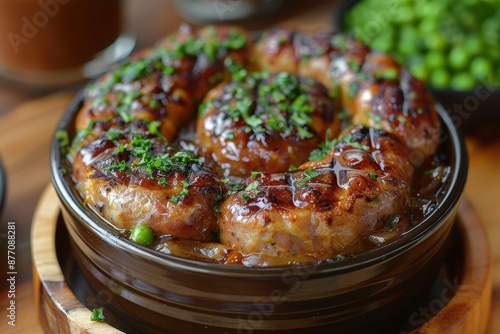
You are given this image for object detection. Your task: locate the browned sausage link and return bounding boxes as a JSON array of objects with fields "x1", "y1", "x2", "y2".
[
  {"x1": 219, "y1": 125, "x2": 413, "y2": 262},
  {"x1": 252, "y1": 29, "x2": 370, "y2": 97},
  {"x1": 75, "y1": 25, "x2": 251, "y2": 148},
  {"x1": 254, "y1": 29, "x2": 441, "y2": 162},
  {"x1": 72, "y1": 121, "x2": 226, "y2": 241},
  {"x1": 196, "y1": 72, "x2": 340, "y2": 178}
]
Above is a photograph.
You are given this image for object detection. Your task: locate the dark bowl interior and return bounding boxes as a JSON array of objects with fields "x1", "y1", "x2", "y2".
[
  {"x1": 431, "y1": 87, "x2": 500, "y2": 131},
  {"x1": 50, "y1": 88, "x2": 468, "y2": 333},
  {"x1": 333, "y1": 0, "x2": 500, "y2": 131}
]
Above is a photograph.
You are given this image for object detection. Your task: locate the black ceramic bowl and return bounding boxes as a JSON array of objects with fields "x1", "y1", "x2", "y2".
[
  {"x1": 334, "y1": 0, "x2": 500, "y2": 131},
  {"x1": 50, "y1": 87, "x2": 468, "y2": 333}
]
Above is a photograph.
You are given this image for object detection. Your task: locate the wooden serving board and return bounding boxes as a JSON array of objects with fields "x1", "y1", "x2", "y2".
[{"x1": 31, "y1": 185, "x2": 492, "y2": 334}]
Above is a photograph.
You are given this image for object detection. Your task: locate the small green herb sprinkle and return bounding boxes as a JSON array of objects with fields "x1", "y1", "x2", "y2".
[
  {"x1": 241, "y1": 193, "x2": 251, "y2": 201},
  {"x1": 158, "y1": 177, "x2": 168, "y2": 187},
  {"x1": 113, "y1": 144, "x2": 126, "y2": 155},
  {"x1": 90, "y1": 308, "x2": 105, "y2": 322},
  {"x1": 250, "y1": 171, "x2": 262, "y2": 178},
  {"x1": 397, "y1": 115, "x2": 408, "y2": 124},
  {"x1": 171, "y1": 180, "x2": 189, "y2": 203},
  {"x1": 148, "y1": 121, "x2": 161, "y2": 135},
  {"x1": 245, "y1": 181, "x2": 260, "y2": 191},
  {"x1": 297, "y1": 168, "x2": 322, "y2": 187},
  {"x1": 385, "y1": 215, "x2": 402, "y2": 229},
  {"x1": 424, "y1": 169, "x2": 435, "y2": 176},
  {"x1": 337, "y1": 109, "x2": 351, "y2": 120},
  {"x1": 55, "y1": 130, "x2": 69, "y2": 149},
  {"x1": 105, "y1": 160, "x2": 128, "y2": 172},
  {"x1": 309, "y1": 129, "x2": 338, "y2": 161},
  {"x1": 375, "y1": 68, "x2": 398, "y2": 81}
]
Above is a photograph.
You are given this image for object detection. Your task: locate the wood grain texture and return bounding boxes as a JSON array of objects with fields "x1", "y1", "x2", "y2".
[
  {"x1": 32, "y1": 186, "x2": 124, "y2": 334},
  {"x1": 31, "y1": 185, "x2": 491, "y2": 333},
  {"x1": 413, "y1": 199, "x2": 492, "y2": 334}
]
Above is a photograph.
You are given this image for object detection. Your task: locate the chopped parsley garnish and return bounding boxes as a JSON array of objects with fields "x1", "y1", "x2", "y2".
[
  {"x1": 368, "y1": 173, "x2": 378, "y2": 180},
  {"x1": 105, "y1": 129, "x2": 123, "y2": 141},
  {"x1": 347, "y1": 59, "x2": 361, "y2": 72},
  {"x1": 365, "y1": 110, "x2": 383, "y2": 129},
  {"x1": 90, "y1": 308, "x2": 105, "y2": 322},
  {"x1": 250, "y1": 171, "x2": 262, "y2": 178},
  {"x1": 385, "y1": 215, "x2": 402, "y2": 229},
  {"x1": 331, "y1": 34, "x2": 348, "y2": 51},
  {"x1": 158, "y1": 177, "x2": 168, "y2": 187},
  {"x1": 241, "y1": 193, "x2": 251, "y2": 201},
  {"x1": 171, "y1": 180, "x2": 189, "y2": 203},
  {"x1": 373, "y1": 196, "x2": 379, "y2": 204},
  {"x1": 374, "y1": 68, "x2": 398, "y2": 81},
  {"x1": 238, "y1": 180, "x2": 261, "y2": 201},
  {"x1": 340, "y1": 134, "x2": 370, "y2": 152},
  {"x1": 230, "y1": 184, "x2": 245, "y2": 192},
  {"x1": 103, "y1": 132, "x2": 200, "y2": 187},
  {"x1": 147, "y1": 121, "x2": 161, "y2": 135},
  {"x1": 221, "y1": 69, "x2": 317, "y2": 141},
  {"x1": 113, "y1": 144, "x2": 126, "y2": 154},
  {"x1": 245, "y1": 181, "x2": 260, "y2": 191},
  {"x1": 90, "y1": 26, "x2": 248, "y2": 121},
  {"x1": 70, "y1": 120, "x2": 95, "y2": 152},
  {"x1": 55, "y1": 130, "x2": 69, "y2": 155},
  {"x1": 397, "y1": 115, "x2": 408, "y2": 124},
  {"x1": 424, "y1": 168, "x2": 435, "y2": 176},
  {"x1": 105, "y1": 160, "x2": 128, "y2": 172},
  {"x1": 337, "y1": 109, "x2": 351, "y2": 120},
  {"x1": 309, "y1": 129, "x2": 338, "y2": 161},
  {"x1": 348, "y1": 81, "x2": 359, "y2": 98},
  {"x1": 296, "y1": 168, "x2": 322, "y2": 187}
]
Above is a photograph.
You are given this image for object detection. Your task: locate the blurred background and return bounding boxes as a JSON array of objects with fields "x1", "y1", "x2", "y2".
[{"x1": 1, "y1": 0, "x2": 499, "y2": 126}]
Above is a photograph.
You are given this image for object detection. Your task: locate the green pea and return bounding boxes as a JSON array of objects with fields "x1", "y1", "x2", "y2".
[
  {"x1": 450, "y1": 73, "x2": 476, "y2": 90},
  {"x1": 371, "y1": 36, "x2": 393, "y2": 53},
  {"x1": 463, "y1": 35, "x2": 483, "y2": 56},
  {"x1": 130, "y1": 224, "x2": 154, "y2": 246},
  {"x1": 449, "y1": 45, "x2": 470, "y2": 70},
  {"x1": 418, "y1": 18, "x2": 438, "y2": 35},
  {"x1": 409, "y1": 63, "x2": 429, "y2": 82},
  {"x1": 424, "y1": 34, "x2": 446, "y2": 50},
  {"x1": 470, "y1": 57, "x2": 492, "y2": 79},
  {"x1": 425, "y1": 51, "x2": 446, "y2": 70},
  {"x1": 430, "y1": 69, "x2": 450, "y2": 89}
]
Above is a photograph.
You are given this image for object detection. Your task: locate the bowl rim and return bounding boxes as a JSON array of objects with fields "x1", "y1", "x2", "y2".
[{"x1": 50, "y1": 88, "x2": 468, "y2": 277}]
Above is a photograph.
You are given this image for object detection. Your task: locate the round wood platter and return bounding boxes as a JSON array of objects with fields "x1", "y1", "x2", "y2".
[{"x1": 31, "y1": 185, "x2": 492, "y2": 333}]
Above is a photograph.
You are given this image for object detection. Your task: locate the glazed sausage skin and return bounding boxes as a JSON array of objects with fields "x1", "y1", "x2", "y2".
[
  {"x1": 75, "y1": 25, "x2": 251, "y2": 144},
  {"x1": 253, "y1": 29, "x2": 440, "y2": 161},
  {"x1": 72, "y1": 121, "x2": 226, "y2": 241},
  {"x1": 219, "y1": 125, "x2": 413, "y2": 262},
  {"x1": 196, "y1": 71, "x2": 340, "y2": 178}
]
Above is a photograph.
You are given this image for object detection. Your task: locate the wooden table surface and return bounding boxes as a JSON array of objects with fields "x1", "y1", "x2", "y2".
[{"x1": 0, "y1": 1, "x2": 499, "y2": 333}]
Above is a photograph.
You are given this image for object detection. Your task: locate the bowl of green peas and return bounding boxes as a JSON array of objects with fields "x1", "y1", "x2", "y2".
[{"x1": 337, "y1": 0, "x2": 500, "y2": 130}]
